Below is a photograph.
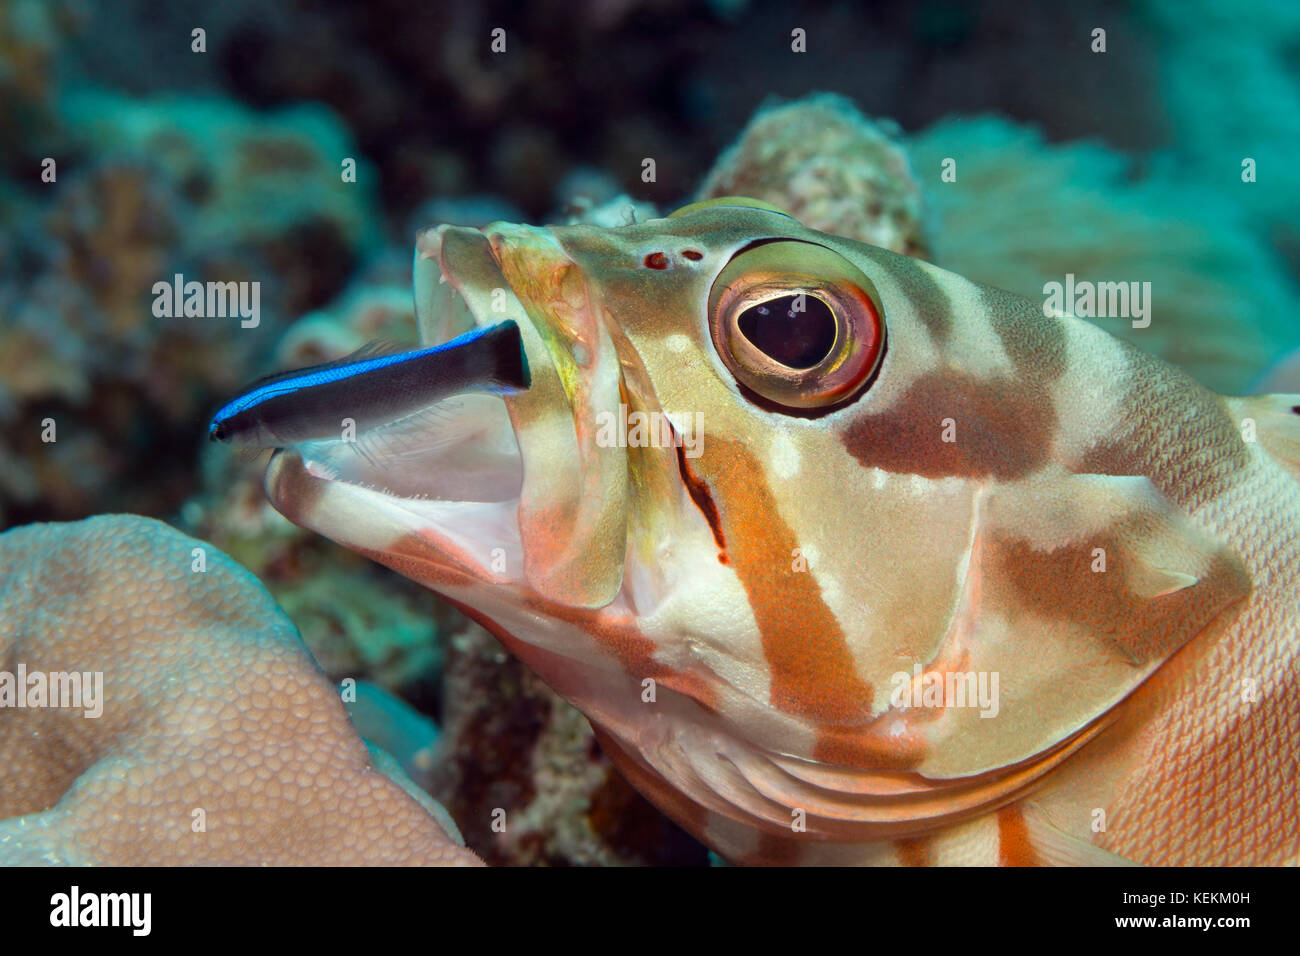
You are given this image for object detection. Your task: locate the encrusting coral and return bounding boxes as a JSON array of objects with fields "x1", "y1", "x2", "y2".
[
  {"x1": 696, "y1": 93, "x2": 929, "y2": 258},
  {"x1": 0, "y1": 514, "x2": 480, "y2": 866}
]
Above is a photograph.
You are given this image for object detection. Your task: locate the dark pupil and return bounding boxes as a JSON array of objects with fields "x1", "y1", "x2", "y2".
[{"x1": 736, "y1": 294, "x2": 837, "y2": 369}]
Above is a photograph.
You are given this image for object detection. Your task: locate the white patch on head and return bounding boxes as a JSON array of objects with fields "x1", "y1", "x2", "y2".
[
  {"x1": 815, "y1": 566, "x2": 844, "y2": 612},
  {"x1": 639, "y1": 539, "x2": 771, "y2": 707},
  {"x1": 770, "y1": 432, "x2": 800, "y2": 479},
  {"x1": 798, "y1": 543, "x2": 821, "y2": 571},
  {"x1": 1048, "y1": 317, "x2": 1133, "y2": 461},
  {"x1": 861, "y1": 260, "x2": 1017, "y2": 420},
  {"x1": 941, "y1": 272, "x2": 1017, "y2": 378},
  {"x1": 664, "y1": 333, "x2": 692, "y2": 354}
]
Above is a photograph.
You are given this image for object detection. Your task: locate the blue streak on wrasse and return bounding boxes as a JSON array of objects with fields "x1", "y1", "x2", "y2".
[{"x1": 208, "y1": 320, "x2": 530, "y2": 448}]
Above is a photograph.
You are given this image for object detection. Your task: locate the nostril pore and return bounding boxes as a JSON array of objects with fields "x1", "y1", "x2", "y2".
[{"x1": 644, "y1": 252, "x2": 669, "y2": 270}]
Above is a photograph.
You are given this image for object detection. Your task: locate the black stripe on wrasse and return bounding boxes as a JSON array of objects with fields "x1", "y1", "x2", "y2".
[{"x1": 208, "y1": 320, "x2": 530, "y2": 447}]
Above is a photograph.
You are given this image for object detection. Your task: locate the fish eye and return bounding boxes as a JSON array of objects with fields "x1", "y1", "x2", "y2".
[
  {"x1": 708, "y1": 240, "x2": 885, "y2": 413},
  {"x1": 735, "y1": 293, "x2": 837, "y2": 369}
]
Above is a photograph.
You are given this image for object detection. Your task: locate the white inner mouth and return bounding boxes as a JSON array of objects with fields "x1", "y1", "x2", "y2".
[
  {"x1": 291, "y1": 244, "x2": 530, "y2": 577},
  {"x1": 297, "y1": 393, "x2": 522, "y2": 504}
]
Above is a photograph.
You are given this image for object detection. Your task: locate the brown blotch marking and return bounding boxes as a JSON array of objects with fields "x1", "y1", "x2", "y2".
[
  {"x1": 696, "y1": 437, "x2": 874, "y2": 729},
  {"x1": 984, "y1": 518, "x2": 1248, "y2": 666},
  {"x1": 997, "y1": 806, "x2": 1039, "y2": 866},
  {"x1": 896, "y1": 835, "x2": 932, "y2": 867},
  {"x1": 841, "y1": 369, "x2": 1057, "y2": 479},
  {"x1": 265, "y1": 450, "x2": 327, "y2": 521}
]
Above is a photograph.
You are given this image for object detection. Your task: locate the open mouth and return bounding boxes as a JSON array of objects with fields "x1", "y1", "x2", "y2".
[{"x1": 265, "y1": 225, "x2": 539, "y2": 582}]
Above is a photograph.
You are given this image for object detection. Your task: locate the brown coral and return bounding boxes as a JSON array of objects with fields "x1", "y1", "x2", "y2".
[
  {"x1": 0, "y1": 514, "x2": 479, "y2": 866},
  {"x1": 696, "y1": 93, "x2": 929, "y2": 258}
]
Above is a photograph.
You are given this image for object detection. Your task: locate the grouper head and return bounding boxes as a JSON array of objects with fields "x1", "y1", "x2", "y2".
[{"x1": 265, "y1": 199, "x2": 1256, "y2": 860}]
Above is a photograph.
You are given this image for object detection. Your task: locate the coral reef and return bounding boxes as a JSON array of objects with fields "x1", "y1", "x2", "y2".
[
  {"x1": 0, "y1": 515, "x2": 478, "y2": 865},
  {"x1": 1141, "y1": 0, "x2": 1300, "y2": 273},
  {"x1": 58, "y1": 90, "x2": 380, "y2": 310},
  {"x1": 0, "y1": 0, "x2": 81, "y2": 165},
  {"x1": 430, "y1": 621, "x2": 708, "y2": 866},
  {"x1": 697, "y1": 93, "x2": 928, "y2": 257},
  {"x1": 2, "y1": 0, "x2": 1296, "y2": 868},
  {"x1": 0, "y1": 82, "x2": 378, "y2": 526}
]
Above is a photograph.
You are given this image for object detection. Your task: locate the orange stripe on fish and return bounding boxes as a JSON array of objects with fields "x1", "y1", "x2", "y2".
[
  {"x1": 997, "y1": 807, "x2": 1039, "y2": 867},
  {"x1": 696, "y1": 435, "x2": 874, "y2": 728}
]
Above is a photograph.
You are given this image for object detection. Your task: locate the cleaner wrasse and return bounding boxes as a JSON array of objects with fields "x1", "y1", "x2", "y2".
[
  {"x1": 208, "y1": 321, "x2": 530, "y2": 448},
  {"x1": 257, "y1": 198, "x2": 1300, "y2": 865}
]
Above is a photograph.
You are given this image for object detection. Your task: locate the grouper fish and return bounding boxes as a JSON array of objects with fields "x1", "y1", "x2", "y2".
[{"x1": 254, "y1": 197, "x2": 1300, "y2": 865}]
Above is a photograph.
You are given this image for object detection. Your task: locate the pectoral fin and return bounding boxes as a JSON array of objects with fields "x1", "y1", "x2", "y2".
[
  {"x1": 911, "y1": 468, "x2": 1251, "y2": 779},
  {"x1": 1018, "y1": 804, "x2": 1139, "y2": 867}
]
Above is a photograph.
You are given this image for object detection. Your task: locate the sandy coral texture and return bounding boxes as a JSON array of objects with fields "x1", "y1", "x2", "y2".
[{"x1": 0, "y1": 514, "x2": 480, "y2": 866}]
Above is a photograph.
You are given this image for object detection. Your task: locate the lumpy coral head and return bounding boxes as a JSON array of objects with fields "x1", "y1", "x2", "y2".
[{"x1": 0, "y1": 514, "x2": 480, "y2": 866}]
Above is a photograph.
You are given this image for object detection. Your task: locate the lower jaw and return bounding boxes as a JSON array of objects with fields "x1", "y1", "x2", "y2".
[{"x1": 264, "y1": 391, "x2": 528, "y2": 583}]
